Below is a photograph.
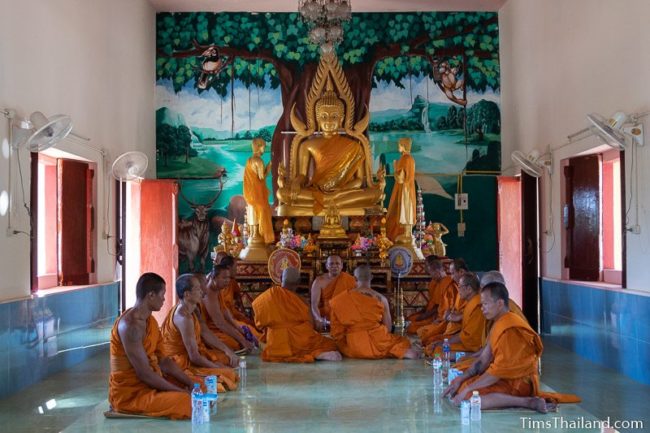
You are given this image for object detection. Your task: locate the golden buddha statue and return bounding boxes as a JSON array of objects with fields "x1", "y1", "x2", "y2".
[{"x1": 277, "y1": 53, "x2": 385, "y2": 217}]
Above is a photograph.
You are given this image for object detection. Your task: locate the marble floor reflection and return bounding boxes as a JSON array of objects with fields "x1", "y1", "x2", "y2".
[{"x1": 1, "y1": 341, "x2": 648, "y2": 433}]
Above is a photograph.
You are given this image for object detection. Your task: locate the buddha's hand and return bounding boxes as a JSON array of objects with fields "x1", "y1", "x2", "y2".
[{"x1": 290, "y1": 178, "x2": 302, "y2": 200}]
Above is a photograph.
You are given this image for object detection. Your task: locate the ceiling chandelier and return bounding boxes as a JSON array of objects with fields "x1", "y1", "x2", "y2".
[{"x1": 299, "y1": 0, "x2": 351, "y2": 54}]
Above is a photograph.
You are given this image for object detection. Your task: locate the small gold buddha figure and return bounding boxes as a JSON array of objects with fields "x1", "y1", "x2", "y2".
[
  {"x1": 277, "y1": 53, "x2": 385, "y2": 217},
  {"x1": 319, "y1": 201, "x2": 347, "y2": 239},
  {"x1": 216, "y1": 222, "x2": 233, "y2": 253},
  {"x1": 428, "y1": 222, "x2": 449, "y2": 257},
  {"x1": 303, "y1": 233, "x2": 318, "y2": 256}
]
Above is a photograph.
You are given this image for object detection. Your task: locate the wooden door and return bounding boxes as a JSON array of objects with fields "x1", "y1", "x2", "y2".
[
  {"x1": 497, "y1": 176, "x2": 523, "y2": 307},
  {"x1": 564, "y1": 155, "x2": 600, "y2": 281},
  {"x1": 521, "y1": 172, "x2": 539, "y2": 331}
]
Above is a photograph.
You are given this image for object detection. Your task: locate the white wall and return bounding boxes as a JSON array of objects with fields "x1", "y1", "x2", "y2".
[
  {"x1": 0, "y1": 0, "x2": 155, "y2": 301},
  {"x1": 500, "y1": 0, "x2": 650, "y2": 291}
]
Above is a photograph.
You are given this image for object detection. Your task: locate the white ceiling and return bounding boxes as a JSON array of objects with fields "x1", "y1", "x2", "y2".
[{"x1": 147, "y1": 0, "x2": 506, "y2": 13}]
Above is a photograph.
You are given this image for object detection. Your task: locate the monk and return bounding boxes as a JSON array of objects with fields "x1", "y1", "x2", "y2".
[
  {"x1": 455, "y1": 271, "x2": 527, "y2": 371},
  {"x1": 417, "y1": 257, "x2": 468, "y2": 345},
  {"x1": 406, "y1": 255, "x2": 456, "y2": 335},
  {"x1": 202, "y1": 264, "x2": 255, "y2": 353},
  {"x1": 159, "y1": 274, "x2": 239, "y2": 393},
  {"x1": 217, "y1": 255, "x2": 262, "y2": 341},
  {"x1": 426, "y1": 272, "x2": 486, "y2": 357},
  {"x1": 108, "y1": 273, "x2": 192, "y2": 419},
  {"x1": 310, "y1": 255, "x2": 356, "y2": 331},
  {"x1": 253, "y1": 267, "x2": 342, "y2": 362},
  {"x1": 443, "y1": 282, "x2": 580, "y2": 412},
  {"x1": 330, "y1": 265, "x2": 420, "y2": 359}
]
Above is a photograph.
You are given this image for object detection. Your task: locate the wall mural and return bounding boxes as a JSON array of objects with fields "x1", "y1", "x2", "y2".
[{"x1": 156, "y1": 12, "x2": 500, "y2": 273}]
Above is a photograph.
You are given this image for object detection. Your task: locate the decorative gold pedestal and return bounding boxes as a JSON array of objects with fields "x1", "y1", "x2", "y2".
[
  {"x1": 239, "y1": 224, "x2": 270, "y2": 262},
  {"x1": 394, "y1": 224, "x2": 425, "y2": 260}
]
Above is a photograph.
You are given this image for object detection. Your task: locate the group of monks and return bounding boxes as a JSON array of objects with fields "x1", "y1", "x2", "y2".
[{"x1": 108, "y1": 253, "x2": 578, "y2": 420}]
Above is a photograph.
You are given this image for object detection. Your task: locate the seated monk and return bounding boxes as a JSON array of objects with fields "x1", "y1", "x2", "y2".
[
  {"x1": 418, "y1": 257, "x2": 468, "y2": 345},
  {"x1": 425, "y1": 272, "x2": 486, "y2": 357},
  {"x1": 252, "y1": 267, "x2": 342, "y2": 362},
  {"x1": 159, "y1": 274, "x2": 239, "y2": 393},
  {"x1": 330, "y1": 265, "x2": 420, "y2": 359},
  {"x1": 406, "y1": 255, "x2": 456, "y2": 335},
  {"x1": 455, "y1": 271, "x2": 527, "y2": 371},
  {"x1": 443, "y1": 282, "x2": 580, "y2": 412},
  {"x1": 217, "y1": 256, "x2": 262, "y2": 341},
  {"x1": 310, "y1": 255, "x2": 356, "y2": 331},
  {"x1": 108, "y1": 273, "x2": 193, "y2": 419},
  {"x1": 202, "y1": 264, "x2": 256, "y2": 353}
]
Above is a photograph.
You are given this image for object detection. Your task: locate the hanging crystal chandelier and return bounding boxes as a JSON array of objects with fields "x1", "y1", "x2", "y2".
[{"x1": 298, "y1": 0, "x2": 351, "y2": 54}]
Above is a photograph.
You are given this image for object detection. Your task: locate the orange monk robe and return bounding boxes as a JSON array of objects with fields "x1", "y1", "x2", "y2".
[
  {"x1": 198, "y1": 301, "x2": 242, "y2": 351},
  {"x1": 386, "y1": 152, "x2": 416, "y2": 241},
  {"x1": 253, "y1": 285, "x2": 338, "y2": 362},
  {"x1": 159, "y1": 304, "x2": 239, "y2": 392},
  {"x1": 220, "y1": 279, "x2": 263, "y2": 340},
  {"x1": 458, "y1": 312, "x2": 580, "y2": 404},
  {"x1": 319, "y1": 272, "x2": 356, "y2": 321},
  {"x1": 418, "y1": 294, "x2": 466, "y2": 346},
  {"x1": 108, "y1": 311, "x2": 191, "y2": 419},
  {"x1": 330, "y1": 291, "x2": 411, "y2": 359},
  {"x1": 406, "y1": 276, "x2": 456, "y2": 334},
  {"x1": 455, "y1": 300, "x2": 528, "y2": 371},
  {"x1": 424, "y1": 294, "x2": 485, "y2": 357},
  {"x1": 243, "y1": 157, "x2": 275, "y2": 244},
  {"x1": 309, "y1": 135, "x2": 365, "y2": 214}
]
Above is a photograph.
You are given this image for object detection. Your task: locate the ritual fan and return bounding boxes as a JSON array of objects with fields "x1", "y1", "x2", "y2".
[
  {"x1": 10, "y1": 111, "x2": 73, "y2": 152},
  {"x1": 511, "y1": 150, "x2": 552, "y2": 178},
  {"x1": 111, "y1": 151, "x2": 148, "y2": 181}
]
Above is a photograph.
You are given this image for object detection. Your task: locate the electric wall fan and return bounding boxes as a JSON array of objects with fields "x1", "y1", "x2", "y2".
[
  {"x1": 511, "y1": 150, "x2": 552, "y2": 178},
  {"x1": 111, "y1": 151, "x2": 148, "y2": 181}
]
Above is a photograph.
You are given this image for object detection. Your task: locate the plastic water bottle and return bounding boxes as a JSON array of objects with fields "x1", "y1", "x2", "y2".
[
  {"x1": 202, "y1": 395, "x2": 210, "y2": 423},
  {"x1": 239, "y1": 357, "x2": 247, "y2": 387},
  {"x1": 432, "y1": 355, "x2": 443, "y2": 390},
  {"x1": 460, "y1": 400, "x2": 470, "y2": 425},
  {"x1": 204, "y1": 375, "x2": 218, "y2": 416},
  {"x1": 442, "y1": 338, "x2": 451, "y2": 373},
  {"x1": 470, "y1": 390, "x2": 481, "y2": 421},
  {"x1": 191, "y1": 383, "x2": 204, "y2": 425}
]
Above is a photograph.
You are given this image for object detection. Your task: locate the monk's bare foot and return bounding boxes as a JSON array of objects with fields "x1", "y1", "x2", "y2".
[
  {"x1": 529, "y1": 397, "x2": 553, "y2": 413},
  {"x1": 403, "y1": 348, "x2": 421, "y2": 359},
  {"x1": 316, "y1": 351, "x2": 342, "y2": 361}
]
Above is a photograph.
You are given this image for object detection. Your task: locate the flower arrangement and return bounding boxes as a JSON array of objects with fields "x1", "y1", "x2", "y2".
[{"x1": 351, "y1": 233, "x2": 374, "y2": 252}]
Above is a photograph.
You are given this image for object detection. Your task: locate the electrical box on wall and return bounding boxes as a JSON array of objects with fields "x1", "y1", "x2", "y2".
[{"x1": 455, "y1": 193, "x2": 468, "y2": 210}]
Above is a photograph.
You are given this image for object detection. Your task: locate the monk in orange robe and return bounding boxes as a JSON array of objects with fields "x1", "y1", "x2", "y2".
[
  {"x1": 426, "y1": 272, "x2": 485, "y2": 357},
  {"x1": 159, "y1": 274, "x2": 239, "y2": 393},
  {"x1": 444, "y1": 282, "x2": 580, "y2": 412},
  {"x1": 217, "y1": 256, "x2": 262, "y2": 340},
  {"x1": 330, "y1": 265, "x2": 420, "y2": 359},
  {"x1": 310, "y1": 255, "x2": 356, "y2": 331},
  {"x1": 108, "y1": 273, "x2": 193, "y2": 419},
  {"x1": 253, "y1": 267, "x2": 342, "y2": 363},
  {"x1": 386, "y1": 137, "x2": 416, "y2": 241},
  {"x1": 243, "y1": 137, "x2": 275, "y2": 244},
  {"x1": 455, "y1": 271, "x2": 528, "y2": 371},
  {"x1": 202, "y1": 264, "x2": 256, "y2": 353},
  {"x1": 406, "y1": 256, "x2": 456, "y2": 334},
  {"x1": 417, "y1": 258, "x2": 468, "y2": 345}
]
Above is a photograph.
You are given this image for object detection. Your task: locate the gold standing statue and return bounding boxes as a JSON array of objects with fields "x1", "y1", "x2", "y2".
[
  {"x1": 240, "y1": 138, "x2": 273, "y2": 261},
  {"x1": 276, "y1": 53, "x2": 385, "y2": 216},
  {"x1": 386, "y1": 137, "x2": 424, "y2": 259}
]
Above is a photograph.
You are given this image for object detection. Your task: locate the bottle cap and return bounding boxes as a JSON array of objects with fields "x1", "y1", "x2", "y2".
[{"x1": 473, "y1": 390, "x2": 479, "y2": 396}]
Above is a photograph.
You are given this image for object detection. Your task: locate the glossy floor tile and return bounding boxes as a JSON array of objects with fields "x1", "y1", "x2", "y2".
[{"x1": 1, "y1": 341, "x2": 648, "y2": 433}]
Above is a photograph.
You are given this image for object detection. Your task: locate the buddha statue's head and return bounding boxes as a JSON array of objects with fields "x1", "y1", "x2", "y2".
[
  {"x1": 315, "y1": 78, "x2": 345, "y2": 137},
  {"x1": 252, "y1": 137, "x2": 266, "y2": 155},
  {"x1": 398, "y1": 137, "x2": 412, "y2": 153}
]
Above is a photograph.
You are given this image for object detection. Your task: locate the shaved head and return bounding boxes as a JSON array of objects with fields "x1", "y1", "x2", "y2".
[
  {"x1": 354, "y1": 265, "x2": 372, "y2": 283},
  {"x1": 282, "y1": 267, "x2": 301, "y2": 288},
  {"x1": 480, "y1": 270, "x2": 505, "y2": 288}
]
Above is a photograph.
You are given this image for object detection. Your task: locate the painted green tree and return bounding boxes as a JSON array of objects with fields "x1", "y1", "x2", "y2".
[{"x1": 157, "y1": 12, "x2": 499, "y2": 187}]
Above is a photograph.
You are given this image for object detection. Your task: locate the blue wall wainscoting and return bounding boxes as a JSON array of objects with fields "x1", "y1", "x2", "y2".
[
  {"x1": 0, "y1": 283, "x2": 119, "y2": 399},
  {"x1": 541, "y1": 278, "x2": 650, "y2": 386}
]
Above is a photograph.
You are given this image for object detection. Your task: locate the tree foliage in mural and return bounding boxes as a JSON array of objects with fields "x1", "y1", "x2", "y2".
[{"x1": 157, "y1": 11, "x2": 499, "y2": 183}]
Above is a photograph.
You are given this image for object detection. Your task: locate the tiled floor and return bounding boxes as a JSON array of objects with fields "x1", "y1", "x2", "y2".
[{"x1": 0, "y1": 341, "x2": 648, "y2": 433}]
